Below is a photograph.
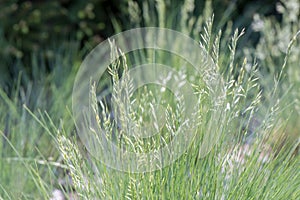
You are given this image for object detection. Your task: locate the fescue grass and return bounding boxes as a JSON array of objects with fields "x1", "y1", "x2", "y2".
[{"x1": 1, "y1": 0, "x2": 299, "y2": 199}]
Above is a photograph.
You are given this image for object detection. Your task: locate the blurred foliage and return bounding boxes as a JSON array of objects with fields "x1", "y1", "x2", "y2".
[
  {"x1": 0, "y1": 0, "x2": 280, "y2": 60},
  {"x1": 0, "y1": 0, "x2": 281, "y2": 90},
  {"x1": 244, "y1": 0, "x2": 300, "y2": 147},
  {"x1": 0, "y1": 0, "x2": 125, "y2": 58},
  {"x1": 115, "y1": 0, "x2": 280, "y2": 46},
  {"x1": 0, "y1": 0, "x2": 128, "y2": 89}
]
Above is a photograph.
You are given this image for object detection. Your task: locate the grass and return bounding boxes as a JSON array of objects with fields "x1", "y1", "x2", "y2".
[{"x1": 0, "y1": 0, "x2": 300, "y2": 199}]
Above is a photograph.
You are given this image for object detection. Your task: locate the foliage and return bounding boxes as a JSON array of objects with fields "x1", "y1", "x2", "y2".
[
  {"x1": 0, "y1": 0, "x2": 299, "y2": 199},
  {"x1": 0, "y1": 0, "x2": 279, "y2": 62},
  {"x1": 0, "y1": 0, "x2": 118, "y2": 57},
  {"x1": 245, "y1": 0, "x2": 300, "y2": 148}
]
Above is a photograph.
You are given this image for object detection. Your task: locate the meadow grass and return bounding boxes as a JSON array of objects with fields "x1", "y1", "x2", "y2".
[{"x1": 0, "y1": 0, "x2": 300, "y2": 199}]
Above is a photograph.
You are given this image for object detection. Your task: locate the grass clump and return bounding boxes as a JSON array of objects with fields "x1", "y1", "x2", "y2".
[{"x1": 0, "y1": 0, "x2": 299, "y2": 199}]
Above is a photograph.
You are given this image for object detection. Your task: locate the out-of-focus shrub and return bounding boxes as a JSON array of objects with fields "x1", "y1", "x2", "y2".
[
  {"x1": 0, "y1": 0, "x2": 127, "y2": 61},
  {"x1": 0, "y1": 0, "x2": 128, "y2": 89}
]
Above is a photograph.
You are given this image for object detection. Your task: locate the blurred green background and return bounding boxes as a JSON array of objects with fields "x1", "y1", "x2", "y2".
[{"x1": 0, "y1": 0, "x2": 280, "y2": 88}]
